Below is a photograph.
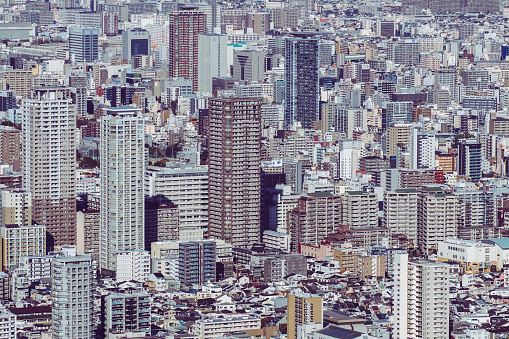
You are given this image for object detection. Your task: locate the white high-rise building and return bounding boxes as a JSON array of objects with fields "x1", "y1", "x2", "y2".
[
  {"x1": 100, "y1": 107, "x2": 145, "y2": 276},
  {"x1": 197, "y1": 34, "x2": 227, "y2": 94},
  {"x1": 51, "y1": 255, "x2": 93, "y2": 339},
  {"x1": 411, "y1": 127, "x2": 436, "y2": 169},
  {"x1": 0, "y1": 306, "x2": 15, "y2": 339},
  {"x1": 393, "y1": 253, "x2": 449, "y2": 339},
  {"x1": 116, "y1": 250, "x2": 150, "y2": 284}
]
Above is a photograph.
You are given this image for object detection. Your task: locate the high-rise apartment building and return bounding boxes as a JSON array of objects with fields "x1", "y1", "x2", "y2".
[
  {"x1": 434, "y1": 68, "x2": 458, "y2": 103},
  {"x1": 394, "y1": 253, "x2": 449, "y2": 339},
  {"x1": 284, "y1": 34, "x2": 319, "y2": 129},
  {"x1": 168, "y1": 9, "x2": 207, "y2": 91},
  {"x1": 287, "y1": 293, "x2": 323, "y2": 339},
  {"x1": 384, "y1": 189, "x2": 419, "y2": 247},
  {"x1": 76, "y1": 209, "x2": 100, "y2": 262},
  {"x1": 287, "y1": 192, "x2": 342, "y2": 252},
  {"x1": 0, "y1": 126, "x2": 20, "y2": 167},
  {"x1": 457, "y1": 140, "x2": 482, "y2": 182},
  {"x1": 179, "y1": 240, "x2": 216, "y2": 285},
  {"x1": 51, "y1": 255, "x2": 93, "y2": 339},
  {"x1": 410, "y1": 127, "x2": 436, "y2": 169},
  {"x1": 321, "y1": 103, "x2": 367, "y2": 139},
  {"x1": 341, "y1": 191, "x2": 379, "y2": 229},
  {"x1": 0, "y1": 224, "x2": 46, "y2": 271},
  {"x1": 21, "y1": 87, "x2": 76, "y2": 249},
  {"x1": 122, "y1": 28, "x2": 150, "y2": 61},
  {"x1": 69, "y1": 26, "x2": 99, "y2": 63},
  {"x1": 103, "y1": 292, "x2": 151, "y2": 338},
  {"x1": 418, "y1": 190, "x2": 460, "y2": 251},
  {"x1": 197, "y1": 34, "x2": 227, "y2": 94},
  {"x1": 103, "y1": 12, "x2": 119, "y2": 36},
  {"x1": 145, "y1": 165, "x2": 209, "y2": 236},
  {"x1": 385, "y1": 124, "x2": 411, "y2": 156},
  {"x1": 100, "y1": 107, "x2": 145, "y2": 276},
  {"x1": 208, "y1": 97, "x2": 261, "y2": 247},
  {"x1": 0, "y1": 188, "x2": 31, "y2": 227},
  {"x1": 2, "y1": 70, "x2": 32, "y2": 98}
]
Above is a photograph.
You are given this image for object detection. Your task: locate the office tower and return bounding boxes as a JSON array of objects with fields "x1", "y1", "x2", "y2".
[
  {"x1": 232, "y1": 50, "x2": 266, "y2": 82},
  {"x1": 197, "y1": 34, "x2": 227, "y2": 94},
  {"x1": 168, "y1": 8, "x2": 207, "y2": 91},
  {"x1": 394, "y1": 253, "x2": 449, "y2": 339},
  {"x1": 418, "y1": 190, "x2": 460, "y2": 251},
  {"x1": 0, "y1": 188, "x2": 31, "y2": 227},
  {"x1": 287, "y1": 293, "x2": 323, "y2": 339},
  {"x1": 21, "y1": 87, "x2": 76, "y2": 249},
  {"x1": 208, "y1": 98, "x2": 261, "y2": 247},
  {"x1": 69, "y1": 26, "x2": 98, "y2": 63},
  {"x1": 100, "y1": 107, "x2": 145, "y2": 276},
  {"x1": 145, "y1": 165, "x2": 209, "y2": 236},
  {"x1": 284, "y1": 34, "x2": 319, "y2": 129},
  {"x1": 287, "y1": 192, "x2": 341, "y2": 252},
  {"x1": 384, "y1": 189, "x2": 419, "y2": 247},
  {"x1": 410, "y1": 127, "x2": 436, "y2": 169},
  {"x1": 122, "y1": 28, "x2": 150, "y2": 61},
  {"x1": 458, "y1": 140, "x2": 482, "y2": 182},
  {"x1": 179, "y1": 240, "x2": 216, "y2": 285},
  {"x1": 341, "y1": 191, "x2": 378, "y2": 229},
  {"x1": 51, "y1": 255, "x2": 93, "y2": 339},
  {"x1": 382, "y1": 101, "x2": 413, "y2": 131},
  {"x1": 103, "y1": 292, "x2": 151, "y2": 337},
  {"x1": 76, "y1": 210, "x2": 100, "y2": 262},
  {"x1": 0, "y1": 224, "x2": 45, "y2": 271},
  {"x1": 103, "y1": 12, "x2": 119, "y2": 36}
]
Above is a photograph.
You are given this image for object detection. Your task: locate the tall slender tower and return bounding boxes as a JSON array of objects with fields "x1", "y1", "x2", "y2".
[
  {"x1": 284, "y1": 33, "x2": 319, "y2": 129},
  {"x1": 208, "y1": 97, "x2": 261, "y2": 247},
  {"x1": 21, "y1": 87, "x2": 76, "y2": 249},
  {"x1": 52, "y1": 255, "x2": 93, "y2": 339},
  {"x1": 100, "y1": 107, "x2": 145, "y2": 276},
  {"x1": 168, "y1": 8, "x2": 207, "y2": 91}
]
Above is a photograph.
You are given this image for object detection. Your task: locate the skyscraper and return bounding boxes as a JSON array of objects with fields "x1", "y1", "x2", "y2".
[
  {"x1": 394, "y1": 253, "x2": 449, "y2": 339},
  {"x1": 100, "y1": 107, "x2": 145, "y2": 276},
  {"x1": 21, "y1": 87, "x2": 76, "y2": 249},
  {"x1": 284, "y1": 34, "x2": 319, "y2": 129},
  {"x1": 68, "y1": 26, "x2": 99, "y2": 63},
  {"x1": 208, "y1": 97, "x2": 261, "y2": 247},
  {"x1": 168, "y1": 8, "x2": 207, "y2": 91},
  {"x1": 51, "y1": 255, "x2": 93, "y2": 339},
  {"x1": 197, "y1": 34, "x2": 227, "y2": 94},
  {"x1": 122, "y1": 28, "x2": 150, "y2": 61}
]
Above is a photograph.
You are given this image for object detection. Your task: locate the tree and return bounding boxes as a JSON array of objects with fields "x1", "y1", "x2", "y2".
[
  {"x1": 279, "y1": 323, "x2": 287, "y2": 334},
  {"x1": 260, "y1": 317, "x2": 270, "y2": 328}
]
